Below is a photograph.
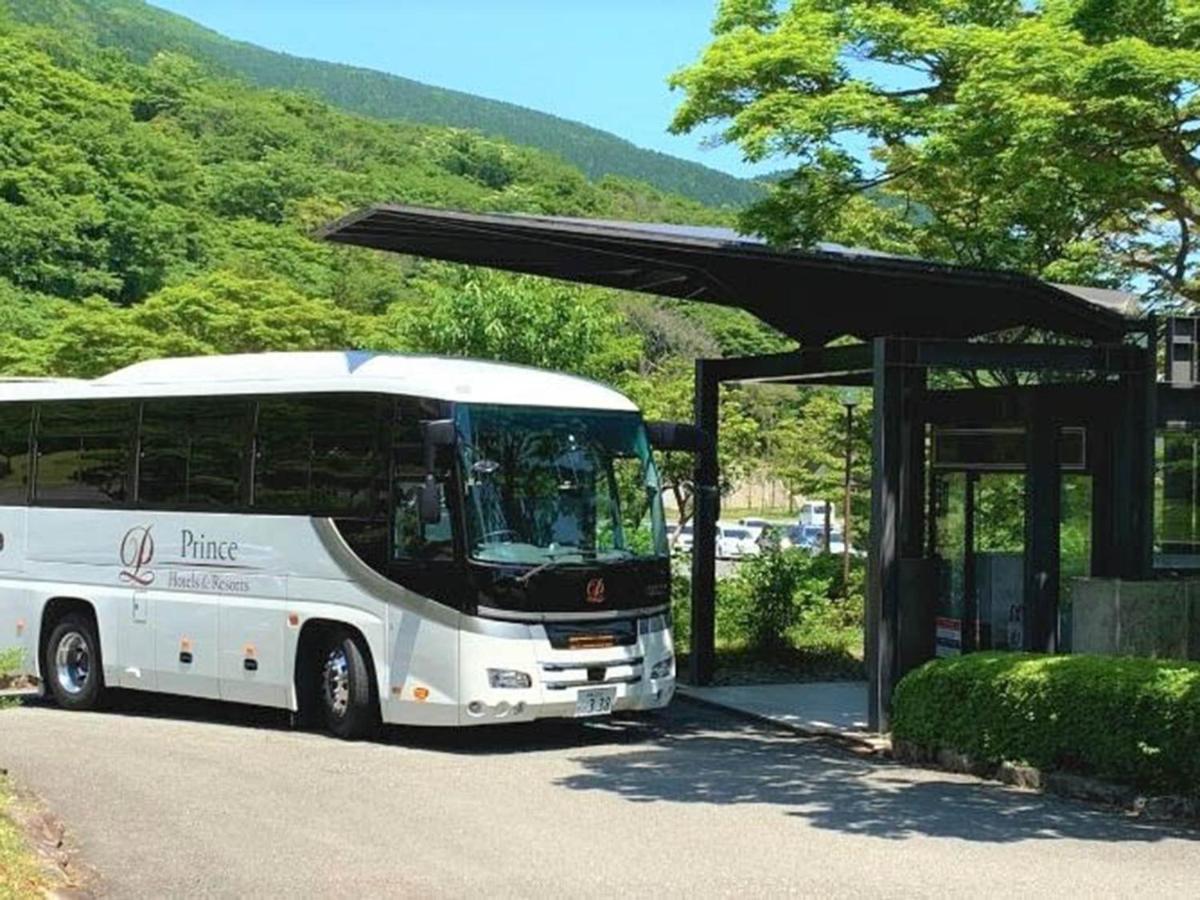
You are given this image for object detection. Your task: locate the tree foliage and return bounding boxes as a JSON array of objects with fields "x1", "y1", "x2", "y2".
[
  {"x1": 671, "y1": 0, "x2": 1200, "y2": 301},
  {"x1": 0, "y1": 6, "x2": 861, "y2": 524}
]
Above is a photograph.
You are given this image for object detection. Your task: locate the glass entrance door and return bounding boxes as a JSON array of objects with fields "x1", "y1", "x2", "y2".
[
  {"x1": 1059, "y1": 473, "x2": 1093, "y2": 651},
  {"x1": 931, "y1": 470, "x2": 1025, "y2": 655},
  {"x1": 929, "y1": 425, "x2": 1092, "y2": 656}
]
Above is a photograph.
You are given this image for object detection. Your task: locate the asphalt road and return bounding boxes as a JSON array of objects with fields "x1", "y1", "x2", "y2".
[{"x1": 1, "y1": 694, "x2": 1198, "y2": 898}]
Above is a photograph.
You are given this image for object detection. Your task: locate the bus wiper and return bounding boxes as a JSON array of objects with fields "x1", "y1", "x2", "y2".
[{"x1": 515, "y1": 552, "x2": 591, "y2": 585}]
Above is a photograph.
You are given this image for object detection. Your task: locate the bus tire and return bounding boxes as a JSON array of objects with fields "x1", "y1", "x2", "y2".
[
  {"x1": 319, "y1": 629, "x2": 378, "y2": 740},
  {"x1": 44, "y1": 612, "x2": 105, "y2": 712}
]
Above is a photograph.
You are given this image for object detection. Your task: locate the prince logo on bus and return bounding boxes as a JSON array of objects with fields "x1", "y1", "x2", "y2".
[
  {"x1": 119, "y1": 525, "x2": 156, "y2": 586},
  {"x1": 585, "y1": 577, "x2": 606, "y2": 605}
]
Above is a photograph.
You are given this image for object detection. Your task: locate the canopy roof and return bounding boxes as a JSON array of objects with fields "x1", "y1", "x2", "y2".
[{"x1": 317, "y1": 204, "x2": 1136, "y2": 346}]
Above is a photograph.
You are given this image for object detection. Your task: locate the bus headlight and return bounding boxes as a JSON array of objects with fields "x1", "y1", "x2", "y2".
[
  {"x1": 487, "y1": 668, "x2": 532, "y2": 689},
  {"x1": 650, "y1": 655, "x2": 674, "y2": 679}
]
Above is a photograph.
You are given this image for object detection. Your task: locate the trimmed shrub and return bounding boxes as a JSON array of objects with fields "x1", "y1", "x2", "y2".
[{"x1": 893, "y1": 652, "x2": 1200, "y2": 796}]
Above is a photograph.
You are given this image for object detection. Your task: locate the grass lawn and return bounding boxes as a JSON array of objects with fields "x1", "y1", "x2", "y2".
[
  {"x1": 0, "y1": 779, "x2": 43, "y2": 900},
  {"x1": 716, "y1": 506, "x2": 796, "y2": 524},
  {"x1": 0, "y1": 649, "x2": 45, "y2": 899}
]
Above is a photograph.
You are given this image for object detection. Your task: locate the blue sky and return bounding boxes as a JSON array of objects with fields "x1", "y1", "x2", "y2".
[{"x1": 150, "y1": 0, "x2": 776, "y2": 179}]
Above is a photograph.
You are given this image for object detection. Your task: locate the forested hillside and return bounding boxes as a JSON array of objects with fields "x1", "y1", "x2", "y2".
[
  {"x1": 2, "y1": 0, "x2": 764, "y2": 209},
  {"x1": 0, "y1": 10, "x2": 857, "y2": 527}
]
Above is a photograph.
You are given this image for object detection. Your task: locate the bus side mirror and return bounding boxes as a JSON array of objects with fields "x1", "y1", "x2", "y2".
[
  {"x1": 645, "y1": 420, "x2": 708, "y2": 453},
  {"x1": 418, "y1": 474, "x2": 443, "y2": 525}
]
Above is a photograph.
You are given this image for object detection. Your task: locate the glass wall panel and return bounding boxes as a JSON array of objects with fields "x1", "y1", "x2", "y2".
[
  {"x1": 1155, "y1": 427, "x2": 1200, "y2": 569},
  {"x1": 1059, "y1": 473, "x2": 1093, "y2": 651},
  {"x1": 974, "y1": 473, "x2": 1025, "y2": 651},
  {"x1": 932, "y1": 471, "x2": 966, "y2": 657}
]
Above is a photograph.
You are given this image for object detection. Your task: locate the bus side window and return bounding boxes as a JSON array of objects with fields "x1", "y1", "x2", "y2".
[
  {"x1": 0, "y1": 404, "x2": 32, "y2": 505},
  {"x1": 140, "y1": 397, "x2": 248, "y2": 508},
  {"x1": 393, "y1": 398, "x2": 453, "y2": 562},
  {"x1": 35, "y1": 401, "x2": 136, "y2": 505},
  {"x1": 254, "y1": 394, "x2": 388, "y2": 516}
]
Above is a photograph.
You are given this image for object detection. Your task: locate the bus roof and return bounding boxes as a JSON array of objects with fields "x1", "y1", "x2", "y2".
[{"x1": 0, "y1": 352, "x2": 639, "y2": 412}]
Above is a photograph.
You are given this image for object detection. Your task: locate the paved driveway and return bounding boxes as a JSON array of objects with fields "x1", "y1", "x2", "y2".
[{"x1": 1, "y1": 694, "x2": 1197, "y2": 898}]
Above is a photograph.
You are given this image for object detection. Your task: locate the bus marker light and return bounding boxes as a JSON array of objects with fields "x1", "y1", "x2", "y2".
[
  {"x1": 14, "y1": 619, "x2": 23, "y2": 635},
  {"x1": 243, "y1": 643, "x2": 256, "y2": 658},
  {"x1": 180, "y1": 637, "x2": 193, "y2": 653},
  {"x1": 413, "y1": 686, "x2": 430, "y2": 701},
  {"x1": 287, "y1": 613, "x2": 299, "y2": 627}
]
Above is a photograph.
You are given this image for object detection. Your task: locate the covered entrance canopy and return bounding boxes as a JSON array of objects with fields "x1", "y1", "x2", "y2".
[{"x1": 319, "y1": 203, "x2": 1151, "y2": 731}]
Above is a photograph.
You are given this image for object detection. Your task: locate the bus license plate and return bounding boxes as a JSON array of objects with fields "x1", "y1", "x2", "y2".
[{"x1": 575, "y1": 687, "x2": 616, "y2": 717}]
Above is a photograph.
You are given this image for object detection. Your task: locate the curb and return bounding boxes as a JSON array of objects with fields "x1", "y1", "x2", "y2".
[
  {"x1": 892, "y1": 739, "x2": 1200, "y2": 825},
  {"x1": 675, "y1": 688, "x2": 890, "y2": 756},
  {"x1": 675, "y1": 694, "x2": 1199, "y2": 825},
  {"x1": 0, "y1": 686, "x2": 39, "y2": 700}
]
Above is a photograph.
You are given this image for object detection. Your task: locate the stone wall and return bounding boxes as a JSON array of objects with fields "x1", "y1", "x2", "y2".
[{"x1": 1071, "y1": 577, "x2": 1200, "y2": 661}]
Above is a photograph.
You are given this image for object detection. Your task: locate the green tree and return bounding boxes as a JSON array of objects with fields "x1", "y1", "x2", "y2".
[
  {"x1": 29, "y1": 272, "x2": 370, "y2": 378},
  {"x1": 767, "y1": 388, "x2": 871, "y2": 549},
  {"x1": 622, "y1": 361, "x2": 762, "y2": 532},
  {"x1": 379, "y1": 267, "x2": 640, "y2": 381},
  {"x1": 671, "y1": 0, "x2": 1200, "y2": 299}
]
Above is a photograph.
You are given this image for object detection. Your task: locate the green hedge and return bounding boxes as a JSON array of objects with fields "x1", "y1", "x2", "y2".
[{"x1": 892, "y1": 652, "x2": 1200, "y2": 796}]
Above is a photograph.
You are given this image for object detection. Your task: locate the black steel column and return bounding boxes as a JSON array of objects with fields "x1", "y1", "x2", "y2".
[
  {"x1": 1111, "y1": 334, "x2": 1156, "y2": 579},
  {"x1": 1024, "y1": 404, "x2": 1061, "y2": 653},
  {"x1": 689, "y1": 358, "x2": 720, "y2": 685},
  {"x1": 867, "y1": 338, "x2": 903, "y2": 731}
]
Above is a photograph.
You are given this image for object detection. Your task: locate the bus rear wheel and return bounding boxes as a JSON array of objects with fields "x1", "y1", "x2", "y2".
[
  {"x1": 318, "y1": 629, "x2": 378, "y2": 740},
  {"x1": 44, "y1": 613, "x2": 105, "y2": 711}
]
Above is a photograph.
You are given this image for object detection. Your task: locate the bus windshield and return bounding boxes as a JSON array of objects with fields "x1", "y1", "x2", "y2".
[{"x1": 455, "y1": 404, "x2": 668, "y2": 566}]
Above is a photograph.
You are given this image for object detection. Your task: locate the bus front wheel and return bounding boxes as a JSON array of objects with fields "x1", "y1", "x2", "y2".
[
  {"x1": 44, "y1": 613, "x2": 105, "y2": 711},
  {"x1": 319, "y1": 629, "x2": 378, "y2": 740}
]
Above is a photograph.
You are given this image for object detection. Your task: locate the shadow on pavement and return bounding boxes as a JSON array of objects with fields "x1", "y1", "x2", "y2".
[
  {"x1": 19, "y1": 689, "x2": 668, "y2": 755},
  {"x1": 21, "y1": 691, "x2": 1198, "y2": 845},
  {"x1": 555, "y1": 715, "x2": 1200, "y2": 844}
]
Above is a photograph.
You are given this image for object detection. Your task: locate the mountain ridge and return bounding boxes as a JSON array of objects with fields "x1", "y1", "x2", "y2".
[{"x1": 2, "y1": 0, "x2": 764, "y2": 208}]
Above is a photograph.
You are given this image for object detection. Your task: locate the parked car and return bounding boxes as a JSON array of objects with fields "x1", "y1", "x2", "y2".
[
  {"x1": 737, "y1": 517, "x2": 772, "y2": 538},
  {"x1": 754, "y1": 523, "x2": 783, "y2": 550},
  {"x1": 778, "y1": 524, "x2": 807, "y2": 550},
  {"x1": 796, "y1": 524, "x2": 825, "y2": 550},
  {"x1": 826, "y1": 531, "x2": 846, "y2": 556},
  {"x1": 717, "y1": 523, "x2": 760, "y2": 559},
  {"x1": 797, "y1": 501, "x2": 843, "y2": 533},
  {"x1": 674, "y1": 523, "x2": 694, "y2": 553}
]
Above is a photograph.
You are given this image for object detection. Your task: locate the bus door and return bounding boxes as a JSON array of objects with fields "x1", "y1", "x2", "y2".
[
  {"x1": 155, "y1": 587, "x2": 221, "y2": 700},
  {"x1": 218, "y1": 592, "x2": 287, "y2": 708}
]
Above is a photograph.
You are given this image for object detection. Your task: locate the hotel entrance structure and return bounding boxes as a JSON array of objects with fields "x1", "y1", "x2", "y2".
[{"x1": 322, "y1": 204, "x2": 1199, "y2": 731}]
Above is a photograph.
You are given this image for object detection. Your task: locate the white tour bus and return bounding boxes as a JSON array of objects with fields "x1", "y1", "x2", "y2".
[{"x1": 0, "y1": 352, "x2": 698, "y2": 738}]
